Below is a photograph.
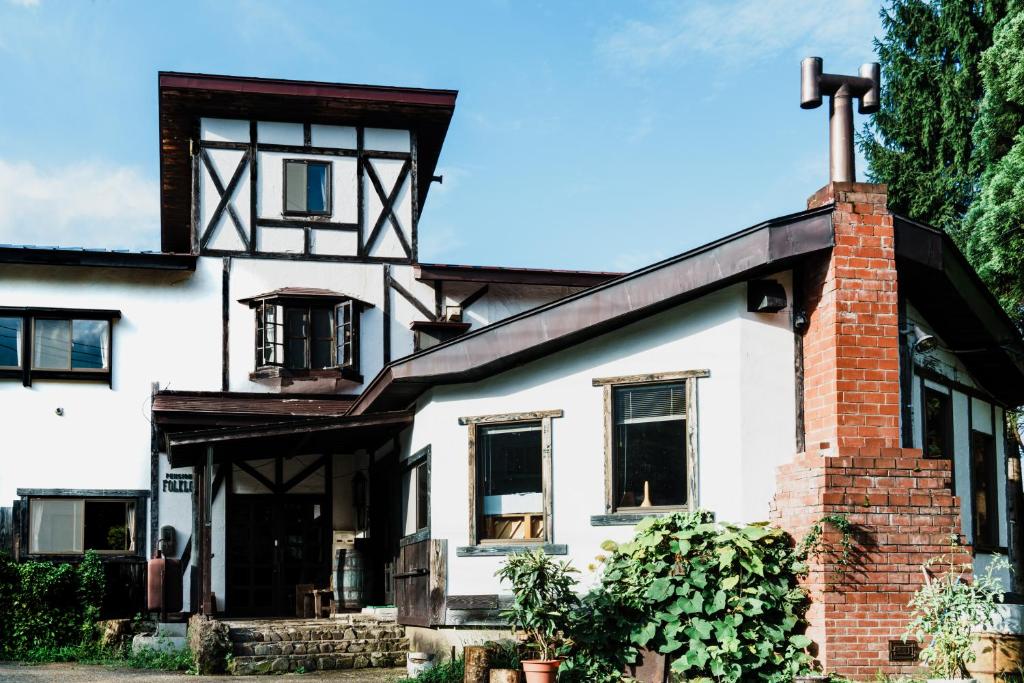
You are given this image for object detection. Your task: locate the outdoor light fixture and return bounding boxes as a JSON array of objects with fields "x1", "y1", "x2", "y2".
[{"x1": 905, "y1": 323, "x2": 938, "y2": 353}]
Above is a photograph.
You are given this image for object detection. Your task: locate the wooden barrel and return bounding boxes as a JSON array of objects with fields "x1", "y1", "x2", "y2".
[
  {"x1": 966, "y1": 632, "x2": 1024, "y2": 683},
  {"x1": 341, "y1": 547, "x2": 367, "y2": 609}
]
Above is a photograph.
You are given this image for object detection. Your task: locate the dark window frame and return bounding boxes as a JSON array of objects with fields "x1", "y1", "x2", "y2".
[
  {"x1": 970, "y1": 429, "x2": 1000, "y2": 552},
  {"x1": 458, "y1": 410, "x2": 561, "y2": 550},
  {"x1": 399, "y1": 445, "x2": 431, "y2": 546},
  {"x1": 922, "y1": 385, "x2": 954, "y2": 461},
  {"x1": 251, "y1": 296, "x2": 361, "y2": 381},
  {"x1": 0, "y1": 307, "x2": 119, "y2": 387},
  {"x1": 593, "y1": 370, "x2": 707, "y2": 520},
  {"x1": 282, "y1": 159, "x2": 333, "y2": 217},
  {"x1": 15, "y1": 488, "x2": 148, "y2": 561}
]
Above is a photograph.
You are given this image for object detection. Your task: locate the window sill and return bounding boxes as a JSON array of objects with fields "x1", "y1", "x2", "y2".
[
  {"x1": 456, "y1": 543, "x2": 567, "y2": 557},
  {"x1": 1, "y1": 368, "x2": 112, "y2": 386},
  {"x1": 250, "y1": 366, "x2": 362, "y2": 383},
  {"x1": 590, "y1": 510, "x2": 688, "y2": 526}
]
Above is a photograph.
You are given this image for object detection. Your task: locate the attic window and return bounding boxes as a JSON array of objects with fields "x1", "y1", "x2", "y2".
[{"x1": 284, "y1": 160, "x2": 331, "y2": 216}]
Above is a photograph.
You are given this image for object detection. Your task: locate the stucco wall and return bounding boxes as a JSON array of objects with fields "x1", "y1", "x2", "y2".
[{"x1": 404, "y1": 276, "x2": 797, "y2": 596}]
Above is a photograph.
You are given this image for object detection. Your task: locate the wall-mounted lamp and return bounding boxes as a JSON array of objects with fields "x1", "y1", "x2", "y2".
[{"x1": 905, "y1": 323, "x2": 938, "y2": 353}]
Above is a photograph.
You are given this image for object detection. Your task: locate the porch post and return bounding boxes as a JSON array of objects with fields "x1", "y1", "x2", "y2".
[{"x1": 202, "y1": 445, "x2": 214, "y2": 615}]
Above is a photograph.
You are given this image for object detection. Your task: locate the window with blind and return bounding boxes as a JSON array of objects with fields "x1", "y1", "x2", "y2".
[{"x1": 612, "y1": 382, "x2": 687, "y2": 510}]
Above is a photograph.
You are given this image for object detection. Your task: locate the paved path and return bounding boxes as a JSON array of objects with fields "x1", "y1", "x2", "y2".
[{"x1": 0, "y1": 663, "x2": 408, "y2": 682}]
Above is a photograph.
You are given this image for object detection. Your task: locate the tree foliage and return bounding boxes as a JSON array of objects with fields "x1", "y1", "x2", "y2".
[
  {"x1": 859, "y1": 0, "x2": 1007, "y2": 235},
  {"x1": 962, "y1": 5, "x2": 1024, "y2": 324}
]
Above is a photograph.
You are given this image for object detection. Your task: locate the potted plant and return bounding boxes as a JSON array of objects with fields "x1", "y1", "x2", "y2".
[
  {"x1": 905, "y1": 544, "x2": 1009, "y2": 683},
  {"x1": 486, "y1": 640, "x2": 523, "y2": 683},
  {"x1": 495, "y1": 548, "x2": 579, "y2": 683}
]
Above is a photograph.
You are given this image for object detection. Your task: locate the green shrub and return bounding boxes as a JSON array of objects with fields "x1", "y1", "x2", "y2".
[
  {"x1": 562, "y1": 510, "x2": 813, "y2": 683},
  {"x1": 495, "y1": 547, "x2": 578, "y2": 661},
  {"x1": 0, "y1": 551, "x2": 106, "y2": 659}
]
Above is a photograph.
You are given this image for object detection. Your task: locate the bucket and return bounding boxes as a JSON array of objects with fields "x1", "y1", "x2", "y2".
[
  {"x1": 407, "y1": 652, "x2": 435, "y2": 678},
  {"x1": 341, "y1": 547, "x2": 366, "y2": 609}
]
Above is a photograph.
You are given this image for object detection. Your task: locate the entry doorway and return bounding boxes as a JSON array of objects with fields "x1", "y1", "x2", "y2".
[{"x1": 225, "y1": 455, "x2": 332, "y2": 617}]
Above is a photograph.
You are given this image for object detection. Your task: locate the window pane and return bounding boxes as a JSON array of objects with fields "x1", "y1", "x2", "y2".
[
  {"x1": 416, "y1": 461, "x2": 429, "y2": 531},
  {"x1": 972, "y1": 431, "x2": 998, "y2": 548},
  {"x1": 285, "y1": 161, "x2": 307, "y2": 212},
  {"x1": 84, "y1": 501, "x2": 130, "y2": 551},
  {"x1": 480, "y1": 422, "x2": 543, "y2": 541},
  {"x1": 311, "y1": 307, "x2": 333, "y2": 338},
  {"x1": 0, "y1": 317, "x2": 21, "y2": 367},
  {"x1": 924, "y1": 389, "x2": 951, "y2": 458},
  {"x1": 310, "y1": 308, "x2": 334, "y2": 368},
  {"x1": 29, "y1": 499, "x2": 84, "y2": 553},
  {"x1": 71, "y1": 320, "x2": 108, "y2": 369},
  {"x1": 613, "y1": 384, "x2": 687, "y2": 509},
  {"x1": 285, "y1": 308, "x2": 308, "y2": 369},
  {"x1": 33, "y1": 319, "x2": 70, "y2": 369},
  {"x1": 306, "y1": 163, "x2": 329, "y2": 213}
]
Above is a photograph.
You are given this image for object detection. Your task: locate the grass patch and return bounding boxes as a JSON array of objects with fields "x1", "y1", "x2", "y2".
[
  {"x1": 393, "y1": 656, "x2": 464, "y2": 682},
  {"x1": 14, "y1": 641, "x2": 193, "y2": 672}
]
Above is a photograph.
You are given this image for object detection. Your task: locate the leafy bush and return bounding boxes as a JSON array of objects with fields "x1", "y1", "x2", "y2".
[
  {"x1": 0, "y1": 551, "x2": 106, "y2": 659},
  {"x1": 485, "y1": 639, "x2": 522, "y2": 669},
  {"x1": 906, "y1": 548, "x2": 1009, "y2": 679},
  {"x1": 562, "y1": 511, "x2": 813, "y2": 683},
  {"x1": 495, "y1": 547, "x2": 579, "y2": 661}
]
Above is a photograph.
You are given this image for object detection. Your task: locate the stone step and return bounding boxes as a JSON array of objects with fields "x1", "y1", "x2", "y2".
[
  {"x1": 232, "y1": 637, "x2": 409, "y2": 657},
  {"x1": 227, "y1": 624, "x2": 405, "y2": 644},
  {"x1": 229, "y1": 651, "x2": 406, "y2": 675}
]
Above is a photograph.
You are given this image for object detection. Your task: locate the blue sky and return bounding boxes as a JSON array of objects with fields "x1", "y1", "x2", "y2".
[{"x1": 0, "y1": 0, "x2": 883, "y2": 272}]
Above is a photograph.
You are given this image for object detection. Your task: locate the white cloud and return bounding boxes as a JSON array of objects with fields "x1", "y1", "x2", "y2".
[
  {"x1": 0, "y1": 159, "x2": 160, "y2": 251},
  {"x1": 600, "y1": 0, "x2": 881, "y2": 72}
]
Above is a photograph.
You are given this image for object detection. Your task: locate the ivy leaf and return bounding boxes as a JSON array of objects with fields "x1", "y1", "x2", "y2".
[
  {"x1": 646, "y1": 577, "x2": 673, "y2": 601},
  {"x1": 789, "y1": 634, "x2": 813, "y2": 649},
  {"x1": 721, "y1": 575, "x2": 740, "y2": 590}
]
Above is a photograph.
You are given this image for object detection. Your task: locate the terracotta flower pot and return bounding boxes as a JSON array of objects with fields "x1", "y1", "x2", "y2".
[{"x1": 521, "y1": 659, "x2": 560, "y2": 683}]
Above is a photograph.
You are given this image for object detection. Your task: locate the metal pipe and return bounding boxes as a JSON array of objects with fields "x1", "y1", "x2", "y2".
[{"x1": 829, "y1": 84, "x2": 856, "y2": 182}]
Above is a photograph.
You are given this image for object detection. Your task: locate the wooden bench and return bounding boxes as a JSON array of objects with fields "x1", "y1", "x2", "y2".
[{"x1": 295, "y1": 583, "x2": 336, "y2": 618}]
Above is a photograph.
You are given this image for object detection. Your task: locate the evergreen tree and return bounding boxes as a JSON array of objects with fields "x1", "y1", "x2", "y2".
[
  {"x1": 963, "y1": 4, "x2": 1024, "y2": 324},
  {"x1": 859, "y1": 0, "x2": 1006, "y2": 236}
]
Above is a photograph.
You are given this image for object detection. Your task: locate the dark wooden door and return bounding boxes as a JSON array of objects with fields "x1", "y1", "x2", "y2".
[
  {"x1": 395, "y1": 539, "x2": 446, "y2": 627},
  {"x1": 226, "y1": 494, "x2": 329, "y2": 616}
]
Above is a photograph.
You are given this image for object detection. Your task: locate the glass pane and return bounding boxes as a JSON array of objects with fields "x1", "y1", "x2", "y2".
[
  {"x1": 306, "y1": 163, "x2": 329, "y2": 212},
  {"x1": 310, "y1": 340, "x2": 332, "y2": 369},
  {"x1": 71, "y1": 320, "x2": 108, "y2": 369},
  {"x1": 33, "y1": 319, "x2": 70, "y2": 369},
  {"x1": 84, "y1": 501, "x2": 129, "y2": 551},
  {"x1": 924, "y1": 389, "x2": 951, "y2": 458},
  {"x1": 285, "y1": 161, "x2": 307, "y2": 212},
  {"x1": 0, "y1": 317, "x2": 22, "y2": 367},
  {"x1": 972, "y1": 431, "x2": 998, "y2": 547},
  {"x1": 400, "y1": 467, "x2": 416, "y2": 536},
  {"x1": 613, "y1": 384, "x2": 687, "y2": 508},
  {"x1": 480, "y1": 423, "x2": 543, "y2": 540},
  {"x1": 285, "y1": 308, "x2": 308, "y2": 369},
  {"x1": 416, "y1": 461, "x2": 429, "y2": 530},
  {"x1": 311, "y1": 307, "x2": 333, "y2": 338},
  {"x1": 29, "y1": 499, "x2": 84, "y2": 553}
]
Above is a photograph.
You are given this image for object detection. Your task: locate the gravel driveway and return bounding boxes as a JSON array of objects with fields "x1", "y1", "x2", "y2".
[{"x1": 0, "y1": 663, "x2": 408, "y2": 682}]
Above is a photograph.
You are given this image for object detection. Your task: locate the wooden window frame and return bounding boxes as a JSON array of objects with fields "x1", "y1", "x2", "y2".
[
  {"x1": 970, "y1": 429, "x2": 1000, "y2": 553},
  {"x1": 16, "y1": 488, "x2": 148, "y2": 560},
  {"x1": 457, "y1": 410, "x2": 562, "y2": 554},
  {"x1": 250, "y1": 296, "x2": 362, "y2": 381},
  {"x1": 282, "y1": 158, "x2": 332, "y2": 217},
  {"x1": 592, "y1": 370, "x2": 707, "y2": 522},
  {"x1": 0, "y1": 307, "x2": 118, "y2": 388},
  {"x1": 399, "y1": 445, "x2": 431, "y2": 547},
  {"x1": 921, "y1": 384, "x2": 954, "y2": 461}
]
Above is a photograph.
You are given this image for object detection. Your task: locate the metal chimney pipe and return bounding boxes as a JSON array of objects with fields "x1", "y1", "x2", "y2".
[{"x1": 800, "y1": 57, "x2": 881, "y2": 183}]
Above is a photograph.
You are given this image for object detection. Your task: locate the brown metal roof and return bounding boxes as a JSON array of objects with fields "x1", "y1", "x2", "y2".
[
  {"x1": 154, "y1": 390, "x2": 357, "y2": 430},
  {"x1": 415, "y1": 263, "x2": 622, "y2": 288},
  {"x1": 159, "y1": 72, "x2": 457, "y2": 253},
  {"x1": 165, "y1": 410, "x2": 413, "y2": 467},
  {"x1": 0, "y1": 245, "x2": 196, "y2": 270},
  {"x1": 236, "y1": 287, "x2": 375, "y2": 308},
  {"x1": 351, "y1": 205, "x2": 836, "y2": 415}
]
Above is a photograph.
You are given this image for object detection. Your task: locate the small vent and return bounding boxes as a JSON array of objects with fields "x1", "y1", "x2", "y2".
[{"x1": 888, "y1": 640, "x2": 919, "y2": 663}]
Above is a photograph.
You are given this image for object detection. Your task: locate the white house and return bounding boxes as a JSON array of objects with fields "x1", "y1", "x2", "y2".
[{"x1": 2, "y1": 72, "x2": 1023, "y2": 679}]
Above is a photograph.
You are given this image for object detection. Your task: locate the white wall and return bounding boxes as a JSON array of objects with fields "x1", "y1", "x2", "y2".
[
  {"x1": 439, "y1": 283, "x2": 587, "y2": 331},
  {"x1": 404, "y1": 277, "x2": 796, "y2": 596},
  {"x1": 0, "y1": 258, "x2": 223, "y2": 546}
]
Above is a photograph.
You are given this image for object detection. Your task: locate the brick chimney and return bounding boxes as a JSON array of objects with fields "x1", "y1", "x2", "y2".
[{"x1": 772, "y1": 182, "x2": 970, "y2": 680}]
